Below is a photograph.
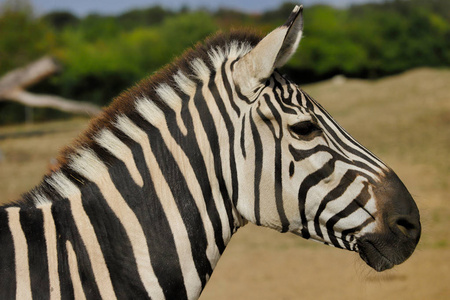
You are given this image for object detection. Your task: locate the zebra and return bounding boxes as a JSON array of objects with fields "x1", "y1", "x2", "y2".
[{"x1": 0, "y1": 5, "x2": 420, "y2": 300}]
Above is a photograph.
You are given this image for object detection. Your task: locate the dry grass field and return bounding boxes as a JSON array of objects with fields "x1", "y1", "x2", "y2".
[{"x1": 0, "y1": 68, "x2": 449, "y2": 299}]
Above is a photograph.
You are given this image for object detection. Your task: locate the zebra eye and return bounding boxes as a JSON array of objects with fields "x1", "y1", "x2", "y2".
[{"x1": 290, "y1": 121, "x2": 321, "y2": 139}]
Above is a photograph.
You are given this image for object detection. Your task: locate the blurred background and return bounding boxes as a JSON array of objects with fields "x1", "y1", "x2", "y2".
[
  {"x1": 0, "y1": 0, "x2": 449, "y2": 299},
  {"x1": 1, "y1": 0, "x2": 449, "y2": 123}
]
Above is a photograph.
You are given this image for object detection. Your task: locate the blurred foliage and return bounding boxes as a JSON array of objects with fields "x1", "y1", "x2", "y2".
[
  {"x1": 49, "y1": 10, "x2": 218, "y2": 106},
  {"x1": 0, "y1": 0, "x2": 56, "y2": 73},
  {"x1": 286, "y1": 0, "x2": 450, "y2": 82},
  {"x1": 0, "y1": 0, "x2": 449, "y2": 124}
]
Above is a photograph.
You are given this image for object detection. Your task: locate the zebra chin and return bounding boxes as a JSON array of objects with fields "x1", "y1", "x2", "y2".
[
  {"x1": 356, "y1": 171, "x2": 421, "y2": 272},
  {"x1": 356, "y1": 232, "x2": 418, "y2": 272}
]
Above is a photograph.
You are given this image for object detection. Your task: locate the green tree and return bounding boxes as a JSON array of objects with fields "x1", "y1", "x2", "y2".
[
  {"x1": 159, "y1": 11, "x2": 219, "y2": 57},
  {"x1": 42, "y1": 11, "x2": 79, "y2": 29},
  {"x1": 0, "y1": 0, "x2": 56, "y2": 75},
  {"x1": 117, "y1": 6, "x2": 174, "y2": 30}
]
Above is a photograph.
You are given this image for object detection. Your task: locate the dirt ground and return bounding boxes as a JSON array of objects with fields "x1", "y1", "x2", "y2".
[
  {"x1": 201, "y1": 224, "x2": 450, "y2": 300},
  {"x1": 0, "y1": 68, "x2": 449, "y2": 299}
]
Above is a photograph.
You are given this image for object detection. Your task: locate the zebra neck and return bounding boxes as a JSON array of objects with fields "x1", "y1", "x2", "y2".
[
  {"x1": 4, "y1": 38, "x2": 260, "y2": 298},
  {"x1": 3, "y1": 109, "x2": 240, "y2": 299}
]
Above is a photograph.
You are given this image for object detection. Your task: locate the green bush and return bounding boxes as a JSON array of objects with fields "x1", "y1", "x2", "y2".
[
  {"x1": 1, "y1": 0, "x2": 449, "y2": 124},
  {"x1": 0, "y1": 2, "x2": 56, "y2": 75}
]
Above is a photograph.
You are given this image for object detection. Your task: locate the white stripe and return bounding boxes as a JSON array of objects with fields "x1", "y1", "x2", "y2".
[
  {"x1": 156, "y1": 83, "x2": 188, "y2": 135},
  {"x1": 227, "y1": 40, "x2": 253, "y2": 59},
  {"x1": 235, "y1": 109, "x2": 256, "y2": 223},
  {"x1": 6, "y1": 207, "x2": 32, "y2": 300},
  {"x1": 115, "y1": 115, "x2": 146, "y2": 143},
  {"x1": 33, "y1": 190, "x2": 52, "y2": 206},
  {"x1": 38, "y1": 202, "x2": 61, "y2": 300},
  {"x1": 173, "y1": 70, "x2": 196, "y2": 95},
  {"x1": 186, "y1": 90, "x2": 234, "y2": 242},
  {"x1": 191, "y1": 58, "x2": 210, "y2": 81},
  {"x1": 333, "y1": 186, "x2": 378, "y2": 245},
  {"x1": 67, "y1": 149, "x2": 165, "y2": 300},
  {"x1": 156, "y1": 114, "x2": 221, "y2": 268},
  {"x1": 212, "y1": 59, "x2": 248, "y2": 229},
  {"x1": 95, "y1": 129, "x2": 144, "y2": 187},
  {"x1": 47, "y1": 172, "x2": 117, "y2": 300},
  {"x1": 155, "y1": 83, "x2": 183, "y2": 110},
  {"x1": 208, "y1": 41, "x2": 252, "y2": 70},
  {"x1": 208, "y1": 47, "x2": 227, "y2": 70},
  {"x1": 135, "y1": 97, "x2": 165, "y2": 127},
  {"x1": 116, "y1": 115, "x2": 202, "y2": 300},
  {"x1": 195, "y1": 75, "x2": 244, "y2": 230},
  {"x1": 310, "y1": 101, "x2": 387, "y2": 176},
  {"x1": 211, "y1": 66, "x2": 245, "y2": 226},
  {"x1": 66, "y1": 240, "x2": 86, "y2": 300},
  {"x1": 312, "y1": 178, "x2": 365, "y2": 248}
]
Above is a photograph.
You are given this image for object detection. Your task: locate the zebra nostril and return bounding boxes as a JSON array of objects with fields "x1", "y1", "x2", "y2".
[{"x1": 390, "y1": 215, "x2": 421, "y2": 242}]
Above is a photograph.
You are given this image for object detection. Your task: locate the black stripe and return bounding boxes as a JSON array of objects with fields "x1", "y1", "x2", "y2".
[
  {"x1": 341, "y1": 217, "x2": 375, "y2": 251},
  {"x1": 289, "y1": 144, "x2": 327, "y2": 162},
  {"x1": 289, "y1": 161, "x2": 295, "y2": 177},
  {"x1": 300, "y1": 90, "x2": 315, "y2": 111},
  {"x1": 261, "y1": 94, "x2": 290, "y2": 232},
  {"x1": 20, "y1": 208, "x2": 50, "y2": 299},
  {"x1": 58, "y1": 197, "x2": 103, "y2": 299},
  {"x1": 221, "y1": 61, "x2": 240, "y2": 116},
  {"x1": 115, "y1": 113, "x2": 191, "y2": 299},
  {"x1": 326, "y1": 183, "x2": 372, "y2": 249},
  {"x1": 51, "y1": 199, "x2": 84, "y2": 299},
  {"x1": 289, "y1": 144, "x2": 378, "y2": 183},
  {"x1": 0, "y1": 208, "x2": 16, "y2": 299},
  {"x1": 230, "y1": 59, "x2": 254, "y2": 105},
  {"x1": 250, "y1": 110, "x2": 263, "y2": 226},
  {"x1": 303, "y1": 91, "x2": 384, "y2": 168},
  {"x1": 256, "y1": 96, "x2": 276, "y2": 136},
  {"x1": 298, "y1": 159, "x2": 337, "y2": 239},
  {"x1": 126, "y1": 130, "x2": 188, "y2": 299},
  {"x1": 163, "y1": 89, "x2": 227, "y2": 254},
  {"x1": 141, "y1": 117, "x2": 212, "y2": 288},
  {"x1": 272, "y1": 77, "x2": 298, "y2": 115},
  {"x1": 295, "y1": 92, "x2": 305, "y2": 107},
  {"x1": 192, "y1": 85, "x2": 235, "y2": 235},
  {"x1": 240, "y1": 114, "x2": 247, "y2": 159},
  {"x1": 313, "y1": 170, "x2": 358, "y2": 239},
  {"x1": 323, "y1": 132, "x2": 352, "y2": 160},
  {"x1": 208, "y1": 73, "x2": 239, "y2": 208},
  {"x1": 274, "y1": 137, "x2": 288, "y2": 232},
  {"x1": 315, "y1": 112, "x2": 381, "y2": 171},
  {"x1": 79, "y1": 178, "x2": 150, "y2": 300}
]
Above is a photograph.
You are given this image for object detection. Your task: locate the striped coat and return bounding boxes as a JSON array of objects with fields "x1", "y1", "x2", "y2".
[{"x1": 0, "y1": 5, "x2": 420, "y2": 300}]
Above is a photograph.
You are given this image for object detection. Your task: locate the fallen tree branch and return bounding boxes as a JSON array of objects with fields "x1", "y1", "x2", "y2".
[
  {"x1": 3, "y1": 89, "x2": 102, "y2": 115},
  {"x1": 0, "y1": 56, "x2": 102, "y2": 116},
  {"x1": 0, "y1": 56, "x2": 60, "y2": 95}
]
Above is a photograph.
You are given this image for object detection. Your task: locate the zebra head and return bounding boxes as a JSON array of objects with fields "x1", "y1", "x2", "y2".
[{"x1": 232, "y1": 6, "x2": 420, "y2": 271}]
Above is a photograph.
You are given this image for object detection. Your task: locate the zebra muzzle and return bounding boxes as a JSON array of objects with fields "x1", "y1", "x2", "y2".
[{"x1": 357, "y1": 171, "x2": 421, "y2": 272}]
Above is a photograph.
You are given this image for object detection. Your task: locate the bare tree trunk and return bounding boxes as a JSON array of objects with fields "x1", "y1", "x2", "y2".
[{"x1": 0, "y1": 56, "x2": 102, "y2": 116}]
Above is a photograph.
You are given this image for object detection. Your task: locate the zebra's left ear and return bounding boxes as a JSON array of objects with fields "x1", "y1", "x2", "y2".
[{"x1": 233, "y1": 5, "x2": 303, "y2": 98}]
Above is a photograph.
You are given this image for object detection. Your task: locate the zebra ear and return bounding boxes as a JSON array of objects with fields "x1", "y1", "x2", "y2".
[{"x1": 233, "y1": 5, "x2": 303, "y2": 98}]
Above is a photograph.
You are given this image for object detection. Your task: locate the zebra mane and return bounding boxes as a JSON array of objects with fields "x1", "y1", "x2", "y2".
[
  {"x1": 60, "y1": 31, "x2": 261, "y2": 167},
  {"x1": 15, "y1": 30, "x2": 262, "y2": 206}
]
